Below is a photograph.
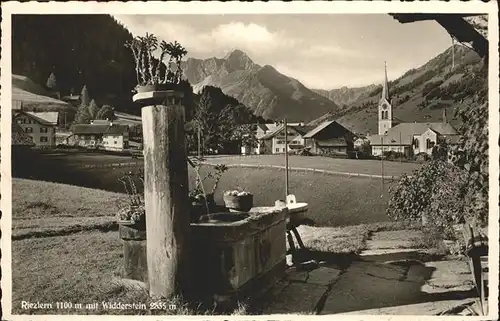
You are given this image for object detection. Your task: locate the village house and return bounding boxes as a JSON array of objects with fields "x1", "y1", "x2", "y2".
[
  {"x1": 13, "y1": 111, "x2": 59, "y2": 147},
  {"x1": 303, "y1": 120, "x2": 355, "y2": 156},
  {"x1": 368, "y1": 62, "x2": 460, "y2": 157},
  {"x1": 70, "y1": 120, "x2": 130, "y2": 151},
  {"x1": 242, "y1": 122, "x2": 305, "y2": 155},
  {"x1": 256, "y1": 121, "x2": 354, "y2": 156},
  {"x1": 258, "y1": 123, "x2": 314, "y2": 154}
]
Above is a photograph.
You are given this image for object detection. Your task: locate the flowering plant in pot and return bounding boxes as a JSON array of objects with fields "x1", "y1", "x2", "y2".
[
  {"x1": 125, "y1": 33, "x2": 187, "y2": 93},
  {"x1": 188, "y1": 157, "x2": 228, "y2": 222},
  {"x1": 223, "y1": 189, "x2": 254, "y2": 212},
  {"x1": 115, "y1": 172, "x2": 145, "y2": 228}
]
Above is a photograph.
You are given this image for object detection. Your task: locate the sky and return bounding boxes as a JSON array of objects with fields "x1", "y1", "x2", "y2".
[{"x1": 114, "y1": 14, "x2": 453, "y2": 89}]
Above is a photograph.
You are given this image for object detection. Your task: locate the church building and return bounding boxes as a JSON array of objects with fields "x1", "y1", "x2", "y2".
[{"x1": 368, "y1": 62, "x2": 460, "y2": 157}]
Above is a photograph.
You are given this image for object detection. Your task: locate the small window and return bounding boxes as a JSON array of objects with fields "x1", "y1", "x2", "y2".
[
  {"x1": 414, "y1": 139, "x2": 419, "y2": 148},
  {"x1": 114, "y1": 141, "x2": 118, "y2": 145},
  {"x1": 17, "y1": 119, "x2": 24, "y2": 124},
  {"x1": 40, "y1": 136, "x2": 48, "y2": 142},
  {"x1": 275, "y1": 148, "x2": 279, "y2": 152},
  {"x1": 40, "y1": 127, "x2": 48, "y2": 133},
  {"x1": 426, "y1": 138, "x2": 433, "y2": 149},
  {"x1": 25, "y1": 127, "x2": 33, "y2": 133}
]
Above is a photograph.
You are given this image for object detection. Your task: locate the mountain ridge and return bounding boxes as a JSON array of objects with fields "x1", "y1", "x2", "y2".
[
  {"x1": 313, "y1": 84, "x2": 378, "y2": 108},
  {"x1": 182, "y1": 49, "x2": 339, "y2": 122}
]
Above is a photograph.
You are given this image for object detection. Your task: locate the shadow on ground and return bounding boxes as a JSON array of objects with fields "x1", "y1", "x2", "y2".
[
  {"x1": 257, "y1": 248, "x2": 477, "y2": 315},
  {"x1": 319, "y1": 251, "x2": 475, "y2": 314}
]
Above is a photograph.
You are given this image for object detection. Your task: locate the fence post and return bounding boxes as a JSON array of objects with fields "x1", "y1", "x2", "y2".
[{"x1": 133, "y1": 90, "x2": 191, "y2": 298}]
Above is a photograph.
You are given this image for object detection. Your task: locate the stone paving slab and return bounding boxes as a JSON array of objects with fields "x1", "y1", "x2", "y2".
[
  {"x1": 360, "y1": 248, "x2": 422, "y2": 256},
  {"x1": 370, "y1": 230, "x2": 424, "y2": 241},
  {"x1": 321, "y1": 262, "x2": 423, "y2": 314},
  {"x1": 366, "y1": 239, "x2": 417, "y2": 250},
  {"x1": 359, "y1": 249, "x2": 424, "y2": 263},
  {"x1": 285, "y1": 268, "x2": 308, "y2": 282},
  {"x1": 307, "y1": 267, "x2": 342, "y2": 286},
  {"x1": 406, "y1": 264, "x2": 431, "y2": 283},
  {"x1": 263, "y1": 282, "x2": 328, "y2": 314},
  {"x1": 337, "y1": 299, "x2": 477, "y2": 315},
  {"x1": 422, "y1": 260, "x2": 474, "y2": 293},
  {"x1": 348, "y1": 261, "x2": 407, "y2": 281}
]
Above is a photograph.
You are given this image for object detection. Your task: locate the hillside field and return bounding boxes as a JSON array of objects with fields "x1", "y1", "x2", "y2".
[{"x1": 10, "y1": 177, "x2": 412, "y2": 315}]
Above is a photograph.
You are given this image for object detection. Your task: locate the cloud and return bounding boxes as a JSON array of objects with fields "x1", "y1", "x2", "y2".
[
  {"x1": 205, "y1": 22, "x2": 297, "y2": 55},
  {"x1": 298, "y1": 44, "x2": 362, "y2": 59},
  {"x1": 115, "y1": 16, "x2": 296, "y2": 59}
]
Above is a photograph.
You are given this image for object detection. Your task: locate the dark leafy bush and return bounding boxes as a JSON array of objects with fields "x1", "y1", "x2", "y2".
[{"x1": 387, "y1": 160, "x2": 468, "y2": 238}]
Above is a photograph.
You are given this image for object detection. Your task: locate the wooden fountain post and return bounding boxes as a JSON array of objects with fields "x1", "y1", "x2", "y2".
[{"x1": 133, "y1": 90, "x2": 191, "y2": 298}]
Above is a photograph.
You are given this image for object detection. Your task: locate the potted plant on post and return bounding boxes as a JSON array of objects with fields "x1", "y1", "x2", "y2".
[
  {"x1": 127, "y1": 34, "x2": 192, "y2": 298},
  {"x1": 115, "y1": 172, "x2": 147, "y2": 282},
  {"x1": 125, "y1": 34, "x2": 188, "y2": 93},
  {"x1": 223, "y1": 189, "x2": 254, "y2": 212}
]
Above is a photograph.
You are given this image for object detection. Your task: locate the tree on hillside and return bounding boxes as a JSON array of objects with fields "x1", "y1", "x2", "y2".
[
  {"x1": 81, "y1": 85, "x2": 90, "y2": 107},
  {"x1": 12, "y1": 15, "x2": 136, "y2": 112},
  {"x1": 192, "y1": 86, "x2": 262, "y2": 154},
  {"x1": 96, "y1": 105, "x2": 115, "y2": 120},
  {"x1": 74, "y1": 103, "x2": 92, "y2": 124},
  {"x1": 88, "y1": 99, "x2": 99, "y2": 120},
  {"x1": 194, "y1": 88, "x2": 219, "y2": 153},
  {"x1": 46, "y1": 72, "x2": 57, "y2": 91},
  {"x1": 179, "y1": 80, "x2": 196, "y2": 122}
]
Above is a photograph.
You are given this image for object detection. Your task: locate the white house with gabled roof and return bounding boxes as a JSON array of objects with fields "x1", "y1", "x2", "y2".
[{"x1": 13, "y1": 111, "x2": 58, "y2": 147}]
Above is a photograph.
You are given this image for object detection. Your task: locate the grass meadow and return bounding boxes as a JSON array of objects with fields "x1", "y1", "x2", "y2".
[{"x1": 9, "y1": 153, "x2": 420, "y2": 315}]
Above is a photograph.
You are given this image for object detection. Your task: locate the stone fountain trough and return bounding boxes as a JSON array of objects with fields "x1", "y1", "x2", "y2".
[{"x1": 191, "y1": 206, "x2": 288, "y2": 303}]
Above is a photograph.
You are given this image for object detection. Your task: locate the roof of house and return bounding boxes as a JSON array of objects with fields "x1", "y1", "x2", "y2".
[
  {"x1": 303, "y1": 120, "x2": 352, "y2": 139},
  {"x1": 14, "y1": 111, "x2": 59, "y2": 126},
  {"x1": 368, "y1": 122, "x2": 458, "y2": 146},
  {"x1": 316, "y1": 138, "x2": 348, "y2": 147},
  {"x1": 303, "y1": 121, "x2": 334, "y2": 139},
  {"x1": 27, "y1": 112, "x2": 58, "y2": 125},
  {"x1": 259, "y1": 124, "x2": 286, "y2": 140},
  {"x1": 256, "y1": 123, "x2": 269, "y2": 131},
  {"x1": 71, "y1": 123, "x2": 129, "y2": 135},
  {"x1": 90, "y1": 119, "x2": 112, "y2": 125},
  {"x1": 444, "y1": 134, "x2": 462, "y2": 144},
  {"x1": 293, "y1": 125, "x2": 316, "y2": 136},
  {"x1": 259, "y1": 123, "x2": 315, "y2": 140}
]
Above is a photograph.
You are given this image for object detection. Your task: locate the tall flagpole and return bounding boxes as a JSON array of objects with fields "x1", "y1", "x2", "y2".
[
  {"x1": 197, "y1": 122, "x2": 201, "y2": 158},
  {"x1": 381, "y1": 136, "x2": 384, "y2": 196},
  {"x1": 284, "y1": 118, "x2": 289, "y2": 200},
  {"x1": 451, "y1": 36, "x2": 455, "y2": 71},
  {"x1": 400, "y1": 131, "x2": 402, "y2": 163}
]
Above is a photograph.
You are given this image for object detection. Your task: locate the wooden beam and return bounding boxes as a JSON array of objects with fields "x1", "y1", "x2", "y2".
[
  {"x1": 134, "y1": 90, "x2": 192, "y2": 298},
  {"x1": 390, "y1": 14, "x2": 488, "y2": 58}
]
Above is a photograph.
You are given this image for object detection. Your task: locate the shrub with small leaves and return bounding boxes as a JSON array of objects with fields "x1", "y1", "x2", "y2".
[{"x1": 387, "y1": 160, "x2": 468, "y2": 238}]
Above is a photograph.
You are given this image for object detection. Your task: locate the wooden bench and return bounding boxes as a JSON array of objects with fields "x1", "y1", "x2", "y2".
[{"x1": 461, "y1": 223, "x2": 488, "y2": 315}]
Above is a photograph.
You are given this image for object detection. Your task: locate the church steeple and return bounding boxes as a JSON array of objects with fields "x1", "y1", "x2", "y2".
[
  {"x1": 378, "y1": 61, "x2": 393, "y2": 135},
  {"x1": 381, "y1": 61, "x2": 390, "y2": 101}
]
